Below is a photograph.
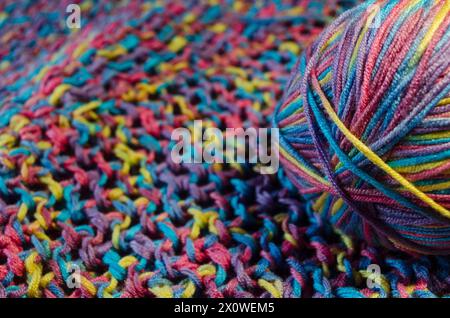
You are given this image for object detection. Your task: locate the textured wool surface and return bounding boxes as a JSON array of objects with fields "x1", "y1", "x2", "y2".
[{"x1": 0, "y1": 0, "x2": 449, "y2": 298}]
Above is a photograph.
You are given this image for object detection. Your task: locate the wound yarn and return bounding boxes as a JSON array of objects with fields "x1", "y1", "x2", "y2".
[{"x1": 274, "y1": 0, "x2": 450, "y2": 255}]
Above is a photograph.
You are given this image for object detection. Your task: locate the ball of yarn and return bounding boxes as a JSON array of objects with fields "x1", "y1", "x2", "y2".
[{"x1": 274, "y1": 0, "x2": 450, "y2": 255}]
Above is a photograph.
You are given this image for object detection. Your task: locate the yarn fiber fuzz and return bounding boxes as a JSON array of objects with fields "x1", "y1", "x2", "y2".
[{"x1": 274, "y1": 0, "x2": 450, "y2": 255}]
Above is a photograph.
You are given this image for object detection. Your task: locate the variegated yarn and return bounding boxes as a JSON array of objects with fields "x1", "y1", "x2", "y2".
[
  {"x1": 0, "y1": 0, "x2": 450, "y2": 299},
  {"x1": 275, "y1": 0, "x2": 450, "y2": 255}
]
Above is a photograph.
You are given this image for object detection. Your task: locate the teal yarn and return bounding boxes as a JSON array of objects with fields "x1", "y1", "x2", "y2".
[{"x1": 274, "y1": 0, "x2": 450, "y2": 255}]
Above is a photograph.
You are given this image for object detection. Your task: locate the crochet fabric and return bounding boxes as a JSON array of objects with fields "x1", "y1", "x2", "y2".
[{"x1": 0, "y1": 0, "x2": 449, "y2": 298}]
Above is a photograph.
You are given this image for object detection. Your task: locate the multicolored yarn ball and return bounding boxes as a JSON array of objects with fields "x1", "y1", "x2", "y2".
[{"x1": 275, "y1": 0, "x2": 450, "y2": 255}]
